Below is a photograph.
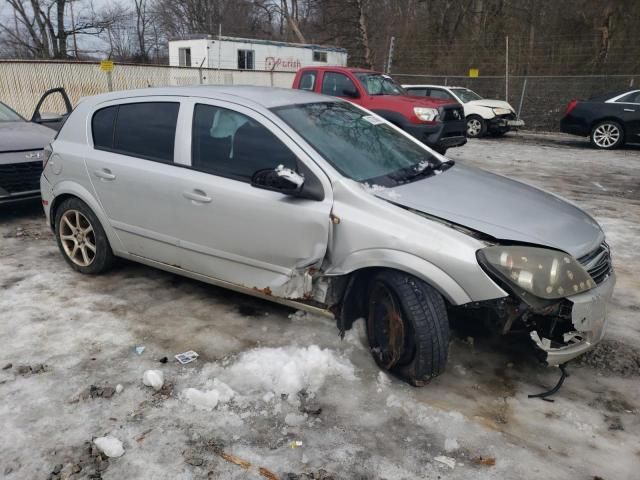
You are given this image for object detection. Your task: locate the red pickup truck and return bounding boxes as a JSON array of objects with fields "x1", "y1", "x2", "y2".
[{"x1": 292, "y1": 67, "x2": 467, "y2": 153}]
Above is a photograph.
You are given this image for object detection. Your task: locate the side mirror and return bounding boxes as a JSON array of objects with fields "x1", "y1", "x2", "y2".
[
  {"x1": 251, "y1": 165, "x2": 305, "y2": 196},
  {"x1": 34, "y1": 112, "x2": 65, "y2": 123},
  {"x1": 342, "y1": 86, "x2": 360, "y2": 98}
]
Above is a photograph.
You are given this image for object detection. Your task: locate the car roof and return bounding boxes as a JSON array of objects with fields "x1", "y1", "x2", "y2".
[
  {"x1": 298, "y1": 66, "x2": 376, "y2": 74},
  {"x1": 589, "y1": 89, "x2": 637, "y2": 101},
  {"x1": 402, "y1": 85, "x2": 468, "y2": 89},
  {"x1": 83, "y1": 85, "x2": 337, "y2": 109}
]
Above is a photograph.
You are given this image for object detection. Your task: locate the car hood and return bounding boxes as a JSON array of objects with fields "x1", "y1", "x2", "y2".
[
  {"x1": 466, "y1": 99, "x2": 514, "y2": 111},
  {"x1": 0, "y1": 121, "x2": 55, "y2": 152},
  {"x1": 376, "y1": 165, "x2": 603, "y2": 258}
]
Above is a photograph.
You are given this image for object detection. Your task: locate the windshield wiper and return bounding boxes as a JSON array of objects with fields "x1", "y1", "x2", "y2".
[{"x1": 398, "y1": 159, "x2": 455, "y2": 182}]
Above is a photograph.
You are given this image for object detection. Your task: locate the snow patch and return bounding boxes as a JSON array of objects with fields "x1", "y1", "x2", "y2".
[
  {"x1": 93, "y1": 436, "x2": 124, "y2": 458},
  {"x1": 434, "y1": 455, "x2": 456, "y2": 469},
  {"x1": 183, "y1": 379, "x2": 235, "y2": 410},
  {"x1": 142, "y1": 370, "x2": 164, "y2": 391},
  {"x1": 284, "y1": 412, "x2": 307, "y2": 426},
  {"x1": 444, "y1": 438, "x2": 459, "y2": 452}
]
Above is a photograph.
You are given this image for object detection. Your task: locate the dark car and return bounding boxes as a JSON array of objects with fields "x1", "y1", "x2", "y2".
[
  {"x1": 0, "y1": 88, "x2": 72, "y2": 204},
  {"x1": 560, "y1": 89, "x2": 640, "y2": 149}
]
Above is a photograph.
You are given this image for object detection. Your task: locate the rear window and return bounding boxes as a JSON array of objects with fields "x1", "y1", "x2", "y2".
[{"x1": 91, "y1": 102, "x2": 179, "y2": 163}]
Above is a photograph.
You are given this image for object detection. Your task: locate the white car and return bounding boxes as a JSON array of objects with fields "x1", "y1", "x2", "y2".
[{"x1": 403, "y1": 85, "x2": 525, "y2": 138}]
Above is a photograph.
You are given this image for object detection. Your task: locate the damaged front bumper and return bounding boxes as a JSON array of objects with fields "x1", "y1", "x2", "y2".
[{"x1": 530, "y1": 272, "x2": 616, "y2": 366}]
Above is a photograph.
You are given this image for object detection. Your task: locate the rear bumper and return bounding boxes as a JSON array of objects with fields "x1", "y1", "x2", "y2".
[
  {"x1": 560, "y1": 116, "x2": 590, "y2": 137},
  {"x1": 40, "y1": 174, "x2": 53, "y2": 224},
  {"x1": 404, "y1": 121, "x2": 467, "y2": 150},
  {"x1": 530, "y1": 272, "x2": 616, "y2": 366}
]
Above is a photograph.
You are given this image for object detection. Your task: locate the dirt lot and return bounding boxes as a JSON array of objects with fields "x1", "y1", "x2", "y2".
[{"x1": 1, "y1": 133, "x2": 639, "y2": 480}]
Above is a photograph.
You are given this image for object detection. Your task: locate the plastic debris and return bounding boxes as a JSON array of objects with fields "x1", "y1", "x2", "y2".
[
  {"x1": 134, "y1": 346, "x2": 145, "y2": 355},
  {"x1": 290, "y1": 440, "x2": 303, "y2": 449},
  {"x1": 175, "y1": 350, "x2": 199, "y2": 364},
  {"x1": 93, "y1": 436, "x2": 124, "y2": 458},
  {"x1": 142, "y1": 370, "x2": 164, "y2": 391},
  {"x1": 434, "y1": 455, "x2": 456, "y2": 469}
]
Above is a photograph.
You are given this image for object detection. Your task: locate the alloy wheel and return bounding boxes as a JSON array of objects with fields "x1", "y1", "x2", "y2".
[
  {"x1": 592, "y1": 123, "x2": 621, "y2": 148},
  {"x1": 467, "y1": 118, "x2": 482, "y2": 137},
  {"x1": 59, "y1": 210, "x2": 97, "y2": 267}
]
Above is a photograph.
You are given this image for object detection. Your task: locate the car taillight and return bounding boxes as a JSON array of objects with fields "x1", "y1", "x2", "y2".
[
  {"x1": 43, "y1": 144, "x2": 52, "y2": 168},
  {"x1": 565, "y1": 99, "x2": 578, "y2": 115}
]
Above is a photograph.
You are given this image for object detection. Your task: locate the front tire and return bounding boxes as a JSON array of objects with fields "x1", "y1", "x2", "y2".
[
  {"x1": 590, "y1": 120, "x2": 624, "y2": 149},
  {"x1": 54, "y1": 197, "x2": 114, "y2": 274},
  {"x1": 466, "y1": 115, "x2": 487, "y2": 138},
  {"x1": 366, "y1": 271, "x2": 449, "y2": 386}
]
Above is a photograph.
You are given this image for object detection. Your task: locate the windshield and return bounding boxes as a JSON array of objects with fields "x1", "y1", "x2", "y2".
[
  {"x1": 355, "y1": 73, "x2": 405, "y2": 96},
  {"x1": 273, "y1": 101, "x2": 443, "y2": 186},
  {"x1": 450, "y1": 88, "x2": 482, "y2": 103},
  {"x1": 0, "y1": 102, "x2": 24, "y2": 122}
]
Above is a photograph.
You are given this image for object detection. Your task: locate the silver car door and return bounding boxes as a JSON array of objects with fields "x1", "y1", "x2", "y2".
[
  {"x1": 84, "y1": 97, "x2": 187, "y2": 265},
  {"x1": 170, "y1": 98, "x2": 333, "y2": 299}
]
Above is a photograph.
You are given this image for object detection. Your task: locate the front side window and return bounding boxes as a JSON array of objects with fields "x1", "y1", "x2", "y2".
[
  {"x1": 428, "y1": 89, "x2": 454, "y2": 100},
  {"x1": 273, "y1": 101, "x2": 441, "y2": 186},
  {"x1": 321, "y1": 72, "x2": 357, "y2": 96},
  {"x1": 178, "y1": 48, "x2": 191, "y2": 67},
  {"x1": 406, "y1": 88, "x2": 427, "y2": 97},
  {"x1": 313, "y1": 51, "x2": 327, "y2": 62},
  {"x1": 615, "y1": 91, "x2": 640, "y2": 104},
  {"x1": 238, "y1": 49, "x2": 255, "y2": 70},
  {"x1": 299, "y1": 71, "x2": 317, "y2": 91},
  {"x1": 450, "y1": 88, "x2": 482, "y2": 103},
  {"x1": 0, "y1": 102, "x2": 24, "y2": 122},
  {"x1": 192, "y1": 104, "x2": 297, "y2": 181},
  {"x1": 92, "y1": 102, "x2": 179, "y2": 163},
  {"x1": 354, "y1": 73, "x2": 405, "y2": 96}
]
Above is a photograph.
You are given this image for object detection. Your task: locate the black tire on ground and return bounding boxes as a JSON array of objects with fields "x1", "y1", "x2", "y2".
[
  {"x1": 54, "y1": 197, "x2": 114, "y2": 274},
  {"x1": 366, "y1": 270, "x2": 449, "y2": 386},
  {"x1": 590, "y1": 120, "x2": 625, "y2": 150},
  {"x1": 466, "y1": 115, "x2": 487, "y2": 138}
]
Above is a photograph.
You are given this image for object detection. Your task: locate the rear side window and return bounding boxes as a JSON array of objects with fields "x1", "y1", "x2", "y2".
[
  {"x1": 91, "y1": 102, "x2": 179, "y2": 163},
  {"x1": 428, "y1": 89, "x2": 454, "y2": 100},
  {"x1": 299, "y1": 71, "x2": 316, "y2": 91},
  {"x1": 191, "y1": 103, "x2": 297, "y2": 181},
  {"x1": 406, "y1": 88, "x2": 427, "y2": 96},
  {"x1": 615, "y1": 91, "x2": 640, "y2": 103}
]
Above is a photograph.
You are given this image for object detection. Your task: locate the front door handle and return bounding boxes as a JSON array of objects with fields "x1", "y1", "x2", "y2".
[
  {"x1": 94, "y1": 168, "x2": 116, "y2": 181},
  {"x1": 183, "y1": 189, "x2": 212, "y2": 204}
]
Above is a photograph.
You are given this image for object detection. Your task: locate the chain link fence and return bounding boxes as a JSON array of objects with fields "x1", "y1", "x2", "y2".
[
  {"x1": 393, "y1": 74, "x2": 638, "y2": 131},
  {"x1": 0, "y1": 60, "x2": 295, "y2": 118}
]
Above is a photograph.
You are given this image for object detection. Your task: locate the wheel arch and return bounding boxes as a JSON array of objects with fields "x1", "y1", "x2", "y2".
[
  {"x1": 330, "y1": 249, "x2": 472, "y2": 332},
  {"x1": 49, "y1": 182, "x2": 122, "y2": 252},
  {"x1": 590, "y1": 116, "x2": 627, "y2": 135}
]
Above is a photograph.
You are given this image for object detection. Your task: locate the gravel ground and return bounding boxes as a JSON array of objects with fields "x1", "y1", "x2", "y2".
[{"x1": 1, "y1": 132, "x2": 639, "y2": 480}]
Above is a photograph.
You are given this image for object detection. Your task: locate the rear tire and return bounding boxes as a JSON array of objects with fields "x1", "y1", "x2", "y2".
[
  {"x1": 466, "y1": 115, "x2": 487, "y2": 138},
  {"x1": 590, "y1": 120, "x2": 624, "y2": 149},
  {"x1": 54, "y1": 197, "x2": 114, "y2": 274},
  {"x1": 366, "y1": 270, "x2": 449, "y2": 386}
]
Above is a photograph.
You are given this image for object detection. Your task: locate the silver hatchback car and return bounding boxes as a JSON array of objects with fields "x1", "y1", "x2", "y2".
[{"x1": 41, "y1": 86, "x2": 615, "y2": 386}]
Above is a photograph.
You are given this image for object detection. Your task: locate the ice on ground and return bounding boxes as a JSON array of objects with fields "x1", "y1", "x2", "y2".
[
  {"x1": 444, "y1": 438, "x2": 459, "y2": 452},
  {"x1": 183, "y1": 379, "x2": 235, "y2": 410},
  {"x1": 142, "y1": 370, "x2": 164, "y2": 391},
  {"x1": 212, "y1": 345, "x2": 356, "y2": 403},
  {"x1": 434, "y1": 455, "x2": 456, "y2": 469},
  {"x1": 93, "y1": 436, "x2": 124, "y2": 458},
  {"x1": 284, "y1": 412, "x2": 307, "y2": 426}
]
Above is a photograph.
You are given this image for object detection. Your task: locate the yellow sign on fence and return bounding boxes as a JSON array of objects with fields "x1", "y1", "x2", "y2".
[
  {"x1": 100, "y1": 60, "x2": 114, "y2": 73},
  {"x1": 469, "y1": 68, "x2": 479, "y2": 78}
]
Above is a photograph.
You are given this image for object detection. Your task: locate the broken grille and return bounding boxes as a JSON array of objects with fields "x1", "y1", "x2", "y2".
[{"x1": 578, "y1": 242, "x2": 612, "y2": 285}]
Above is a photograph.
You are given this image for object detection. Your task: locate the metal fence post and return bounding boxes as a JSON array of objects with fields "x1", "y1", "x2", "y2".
[{"x1": 517, "y1": 77, "x2": 528, "y2": 119}]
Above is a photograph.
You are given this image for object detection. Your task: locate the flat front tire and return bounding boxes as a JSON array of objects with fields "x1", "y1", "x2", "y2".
[
  {"x1": 54, "y1": 197, "x2": 114, "y2": 274},
  {"x1": 366, "y1": 271, "x2": 449, "y2": 386}
]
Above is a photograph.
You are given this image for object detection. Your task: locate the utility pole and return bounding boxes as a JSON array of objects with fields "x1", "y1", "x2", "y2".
[
  {"x1": 386, "y1": 36, "x2": 395, "y2": 74},
  {"x1": 505, "y1": 35, "x2": 509, "y2": 101}
]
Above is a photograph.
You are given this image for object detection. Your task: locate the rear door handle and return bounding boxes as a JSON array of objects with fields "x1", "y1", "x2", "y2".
[
  {"x1": 94, "y1": 168, "x2": 116, "y2": 181},
  {"x1": 624, "y1": 108, "x2": 636, "y2": 112},
  {"x1": 183, "y1": 189, "x2": 212, "y2": 203}
]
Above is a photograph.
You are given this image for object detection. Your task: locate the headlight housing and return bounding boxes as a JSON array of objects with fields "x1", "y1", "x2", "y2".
[
  {"x1": 492, "y1": 107, "x2": 512, "y2": 116},
  {"x1": 477, "y1": 246, "x2": 595, "y2": 300},
  {"x1": 413, "y1": 107, "x2": 439, "y2": 122}
]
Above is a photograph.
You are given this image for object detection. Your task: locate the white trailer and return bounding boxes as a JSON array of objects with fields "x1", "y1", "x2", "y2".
[{"x1": 169, "y1": 35, "x2": 347, "y2": 71}]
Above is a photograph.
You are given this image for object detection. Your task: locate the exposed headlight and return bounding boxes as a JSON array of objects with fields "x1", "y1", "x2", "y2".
[
  {"x1": 492, "y1": 107, "x2": 512, "y2": 116},
  {"x1": 477, "y1": 246, "x2": 595, "y2": 300},
  {"x1": 414, "y1": 107, "x2": 439, "y2": 122}
]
